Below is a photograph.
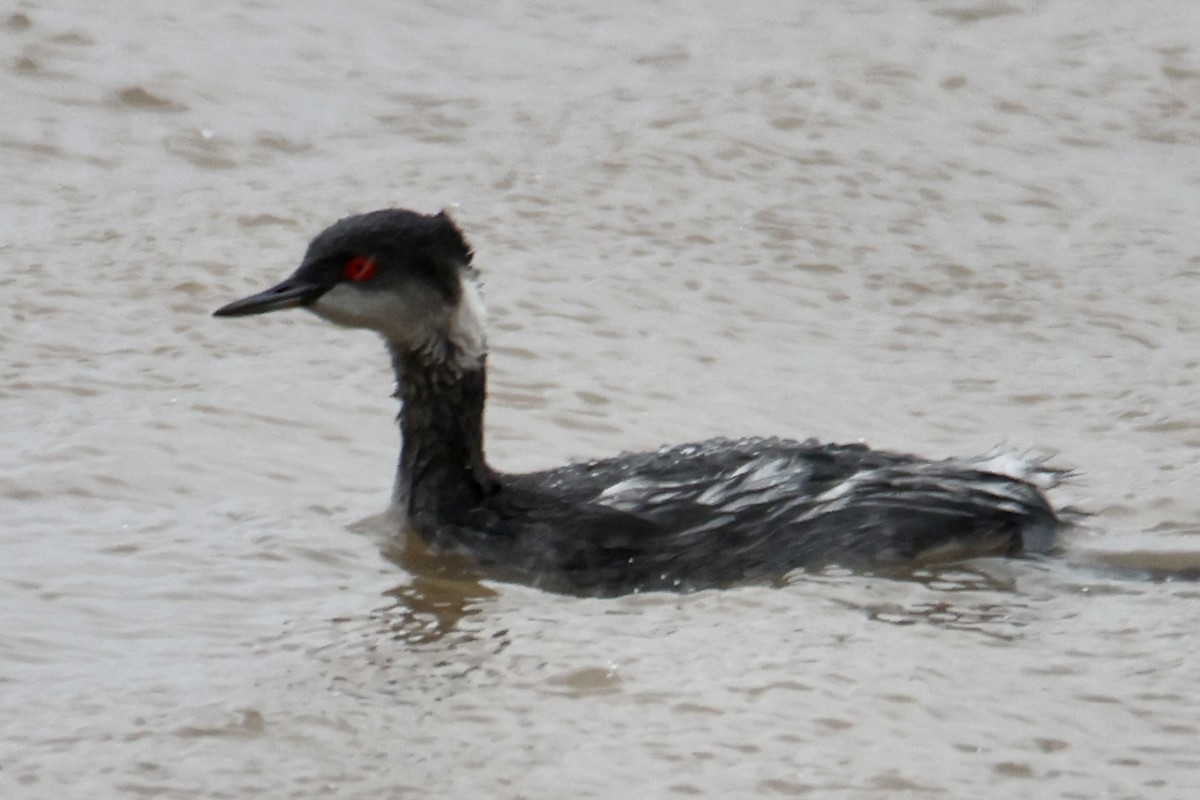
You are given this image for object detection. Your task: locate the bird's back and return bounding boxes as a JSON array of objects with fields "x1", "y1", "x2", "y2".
[{"x1": 420, "y1": 437, "x2": 1062, "y2": 595}]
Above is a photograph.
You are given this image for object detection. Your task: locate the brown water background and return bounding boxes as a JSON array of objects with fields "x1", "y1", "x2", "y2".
[{"x1": 4, "y1": 1, "x2": 1200, "y2": 797}]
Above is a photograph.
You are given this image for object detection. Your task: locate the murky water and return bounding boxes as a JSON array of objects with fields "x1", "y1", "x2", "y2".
[{"x1": 5, "y1": 1, "x2": 1200, "y2": 797}]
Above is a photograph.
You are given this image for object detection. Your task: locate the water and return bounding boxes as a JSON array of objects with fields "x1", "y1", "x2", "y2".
[{"x1": 4, "y1": 1, "x2": 1200, "y2": 797}]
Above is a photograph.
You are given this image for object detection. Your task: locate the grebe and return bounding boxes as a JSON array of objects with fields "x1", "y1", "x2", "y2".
[{"x1": 214, "y1": 209, "x2": 1066, "y2": 596}]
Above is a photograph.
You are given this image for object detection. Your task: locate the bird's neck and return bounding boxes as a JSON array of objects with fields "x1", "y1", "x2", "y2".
[{"x1": 389, "y1": 345, "x2": 497, "y2": 525}]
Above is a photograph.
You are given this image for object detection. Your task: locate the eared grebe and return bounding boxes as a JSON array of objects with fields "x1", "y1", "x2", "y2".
[{"x1": 214, "y1": 209, "x2": 1066, "y2": 596}]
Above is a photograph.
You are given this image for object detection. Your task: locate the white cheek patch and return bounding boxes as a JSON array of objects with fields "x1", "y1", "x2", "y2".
[
  {"x1": 311, "y1": 283, "x2": 438, "y2": 348},
  {"x1": 310, "y1": 273, "x2": 488, "y2": 370},
  {"x1": 310, "y1": 283, "x2": 369, "y2": 325},
  {"x1": 312, "y1": 284, "x2": 405, "y2": 336}
]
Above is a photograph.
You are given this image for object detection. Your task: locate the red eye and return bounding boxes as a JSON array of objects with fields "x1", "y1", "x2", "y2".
[{"x1": 343, "y1": 255, "x2": 377, "y2": 282}]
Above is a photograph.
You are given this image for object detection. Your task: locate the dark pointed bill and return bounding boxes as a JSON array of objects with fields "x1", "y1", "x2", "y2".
[{"x1": 212, "y1": 276, "x2": 334, "y2": 317}]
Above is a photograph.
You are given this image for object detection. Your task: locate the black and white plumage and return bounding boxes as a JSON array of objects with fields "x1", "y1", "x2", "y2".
[{"x1": 214, "y1": 208, "x2": 1066, "y2": 596}]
